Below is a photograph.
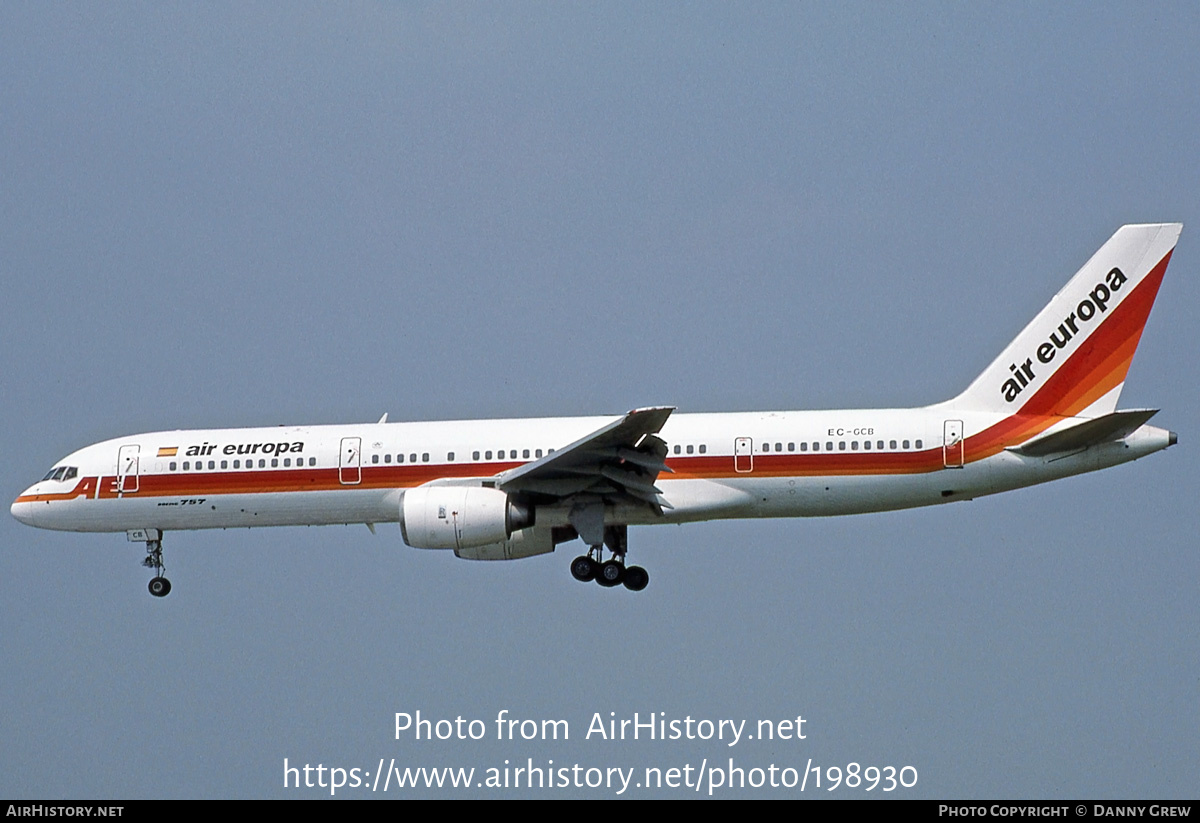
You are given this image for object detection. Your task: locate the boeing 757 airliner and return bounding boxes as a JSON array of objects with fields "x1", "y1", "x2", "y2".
[{"x1": 12, "y1": 224, "x2": 1182, "y2": 596}]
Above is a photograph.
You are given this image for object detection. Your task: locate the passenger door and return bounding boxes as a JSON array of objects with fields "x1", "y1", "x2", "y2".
[
  {"x1": 339, "y1": 437, "x2": 362, "y2": 484},
  {"x1": 117, "y1": 445, "x2": 140, "y2": 493}
]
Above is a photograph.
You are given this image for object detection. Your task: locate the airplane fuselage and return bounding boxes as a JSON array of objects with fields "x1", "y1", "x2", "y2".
[{"x1": 12, "y1": 407, "x2": 1174, "y2": 534}]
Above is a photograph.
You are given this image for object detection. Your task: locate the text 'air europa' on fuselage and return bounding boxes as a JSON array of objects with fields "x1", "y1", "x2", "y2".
[{"x1": 176, "y1": 441, "x2": 306, "y2": 457}]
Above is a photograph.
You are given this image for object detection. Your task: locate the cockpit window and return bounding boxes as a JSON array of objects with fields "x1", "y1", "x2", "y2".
[{"x1": 41, "y1": 466, "x2": 78, "y2": 482}]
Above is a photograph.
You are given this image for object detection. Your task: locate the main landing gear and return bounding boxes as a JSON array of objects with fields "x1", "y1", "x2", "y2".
[
  {"x1": 568, "y1": 525, "x2": 649, "y2": 592},
  {"x1": 130, "y1": 529, "x2": 171, "y2": 598}
]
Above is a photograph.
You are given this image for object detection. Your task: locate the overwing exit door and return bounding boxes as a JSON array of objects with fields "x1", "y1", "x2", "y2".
[{"x1": 734, "y1": 437, "x2": 753, "y2": 473}]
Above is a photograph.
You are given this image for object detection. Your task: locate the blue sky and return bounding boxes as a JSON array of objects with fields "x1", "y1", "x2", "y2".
[{"x1": 2, "y1": 3, "x2": 1197, "y2": 798}]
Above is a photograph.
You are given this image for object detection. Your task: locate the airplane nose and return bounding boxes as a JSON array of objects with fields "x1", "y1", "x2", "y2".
[{"x1": 11, "y1": 493, "x2": 37, "y2": 527}]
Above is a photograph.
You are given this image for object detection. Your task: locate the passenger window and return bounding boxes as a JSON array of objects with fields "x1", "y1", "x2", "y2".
[
  {"x1": 863, "y1": 440, "x2": 871, "y2": 450},
  {"x1": 183, "y1": 462, "x2": 190, "y2": 470},
  {"x1": 686, "y1": 445, "x2": 694, "y2": 454},
  {"x1": 170, "y1": 462, "x2": 178, "y2": 471},
  {"x1": 788, "y1": 442, "x2": 795, "y2": 452},
  {"x1": 208, "y1": 460, "x2": 216, "y2": 469},
  {"x1": 448, "y1": 452, "x2": 455, "y2": 462},
  {"x1": 309, "y1": 458, "x2": 316, "y2": 466},
  {"x1": 800, "y1": 442, "x2": 808, "y2": 452},
  {"x1": 775, "y1": 442, "x2": 782, "y2": 452},
  {"x1": 536, "y1": 449, "x2": 543, "y2": 458},
  {"x1": 284, "y1": 458, "x2": 291, "y2": 467},
  {"x1": 812, "y1": 443, "x2": 819, "y2": 452},
  {"x1": 762, "y1": 443, "x2": 769, "y2": 452},
  {"x1": 398, "y1": 454, "x2": 405, "y2": 463},
  {"x1": 410, "y1": 454, "x2": 417, "y2": 463},
  {"x1": 915, "y1": 439, "x2": 923, "y2": 449},
  {"x1": 890, "y1": 440, "x2": 897, "y2": 449},
  {"x1": 422, "y1": 453, "x2": 429, "y2": 462},
  {"x1": 271, "y1": 458, "x2": 278, "y2": 468},
  {"x1": 699, "y1": 444, "x2": 707, "y2": 454},
  {"x1": 851, "y1": 441, "x2": 858, "y2": 450},
  {"x1": 384, "y1": 454, "x2": 391, "y2": 463},
  {"x1": 523, "y1": 449, "x2": 530, "y2": 459},
  {"x1": 673, "y1": 445, "x2": 681, "y2": 454},
  {"x1": 877, "y1": 440, "x2": 884, "y2": 450},
  {"x1": 486, "y1": 451, "x2": 493, "y2": 459},
  {"x1": 259, "y1": 459, "x2": 266, "y2": 468},
  {"x1": 902, "y1": 440, "x2": 910, "y2": 449},
  {"x1": 371, "y1": 454, "x2": 379, "y2": 464},
  {"x1": 473, "y1": 451, "x2": 480, "y2": 460},
  {"x1": 221, "y1": 460, "x2": 228, "y2": 469}
]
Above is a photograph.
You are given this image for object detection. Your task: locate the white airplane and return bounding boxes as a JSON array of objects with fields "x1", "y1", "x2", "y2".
[{"x1": 12, "y1": 223, "x2": 1182, "y2": 597}]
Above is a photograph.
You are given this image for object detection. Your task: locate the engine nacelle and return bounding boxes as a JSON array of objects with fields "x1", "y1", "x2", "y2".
[
  {"x1": 454, "y1": 526, "x2": 556, "y2": 561},
  {"x1": 400, "y1": 486, "x2": 533, "y2": 551}
]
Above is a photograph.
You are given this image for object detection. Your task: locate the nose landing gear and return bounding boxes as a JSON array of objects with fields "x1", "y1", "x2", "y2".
[{"x1": 130, "y1": 529, "x2": 171, "y2": 598}]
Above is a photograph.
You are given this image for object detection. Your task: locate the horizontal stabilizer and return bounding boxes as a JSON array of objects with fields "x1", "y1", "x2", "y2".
[{"x1": 1008, "y1": 409, "x2": 1158, "y2": 457}]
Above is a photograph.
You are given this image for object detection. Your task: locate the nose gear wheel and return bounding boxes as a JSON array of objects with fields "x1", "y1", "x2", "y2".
[{"x1": 140, "y1": 536, "x2": 171, "y2": 598}]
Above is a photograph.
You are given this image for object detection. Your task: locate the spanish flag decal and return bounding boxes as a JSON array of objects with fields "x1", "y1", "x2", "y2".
[{"x1": 157, "y1": 447, "x2": 178, "y2": 458}]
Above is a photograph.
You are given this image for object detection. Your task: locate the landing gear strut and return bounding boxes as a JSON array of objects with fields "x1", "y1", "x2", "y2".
[
  {"x1": 131, "y1": 529, "x2": 171, "y2": 598},
  {"x1": 568, "y1": 525, "x2": 649, "y2": 592}
]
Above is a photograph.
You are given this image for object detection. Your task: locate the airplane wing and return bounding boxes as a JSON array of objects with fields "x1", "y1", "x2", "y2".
[{"x1": 496, "y1": 406, "x2": 675, "y2": 513}]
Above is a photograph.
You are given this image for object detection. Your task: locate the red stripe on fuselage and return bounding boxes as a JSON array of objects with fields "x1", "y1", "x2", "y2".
[{"x1": 19, "y1": 447, "x2": 953, "y2": 507}]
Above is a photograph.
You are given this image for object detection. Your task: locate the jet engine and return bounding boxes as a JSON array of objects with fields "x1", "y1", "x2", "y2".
[{"x1": 399, "y1": 486, "x2": 533, "y2": 551}]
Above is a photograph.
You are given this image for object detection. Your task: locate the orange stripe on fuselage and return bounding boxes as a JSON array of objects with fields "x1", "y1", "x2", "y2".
[
  {"x1": 668, "y1": 449, "x2": 943, "y2": 478},
  {"x1": 21, "y1": 449, "x2": 952, "y2": 507}
]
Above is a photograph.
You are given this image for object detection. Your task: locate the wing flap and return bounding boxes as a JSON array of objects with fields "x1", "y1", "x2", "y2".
[{"x1": 498, "y1": 406, "x2": 675, "y2": 513}]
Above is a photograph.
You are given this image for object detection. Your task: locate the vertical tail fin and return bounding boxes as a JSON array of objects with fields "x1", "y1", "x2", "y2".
[{"x1": 949, "y1": 223, "x2": 1182, "y2": 416}]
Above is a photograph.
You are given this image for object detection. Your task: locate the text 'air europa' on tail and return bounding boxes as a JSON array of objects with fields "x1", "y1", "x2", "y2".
[{"x1": 950, "y1": 223, "x2": 1182, "y2": 417}]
